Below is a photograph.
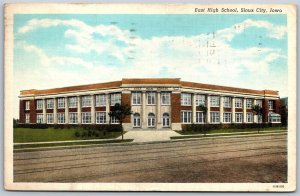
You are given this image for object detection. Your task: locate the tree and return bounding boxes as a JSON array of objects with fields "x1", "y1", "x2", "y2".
[
  {"x1": 198, "y1": 104, "x2": 208, "y2": 136},
  {"x1": 108, "y1": 103, "x2": 132, "y2": 140},
  {"x1": 252, "y1": 104, "x2": 263, "y2": 133},
  {"x1": 280, "y1": 105, "x2": 288, "y2": 126}
]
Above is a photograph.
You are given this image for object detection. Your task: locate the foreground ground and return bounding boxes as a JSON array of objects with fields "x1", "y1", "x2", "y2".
[{"x1": 14, "y1": 133, "x2": 287, "y2": 183}]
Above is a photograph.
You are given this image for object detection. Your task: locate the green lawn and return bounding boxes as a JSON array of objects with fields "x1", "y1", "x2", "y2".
[{"x1": 14, "y1": 128, "x2": 123, "y2": 143}]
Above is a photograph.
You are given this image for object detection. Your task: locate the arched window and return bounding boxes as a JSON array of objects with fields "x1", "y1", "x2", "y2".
[
  {"x1": 133, "y1": 113, "x2": 141, "y2": 127},
  {"x1": 162, "y1": 113, "x2": 170, "y2": 127},
  {"x1": 148, "y1": 113, "x2": 155, "y2": 127}
]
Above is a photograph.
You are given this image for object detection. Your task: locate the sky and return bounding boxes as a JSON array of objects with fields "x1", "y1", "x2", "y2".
[{"x1": 13, "y1": 14, "x2": 288, "y2": 118}]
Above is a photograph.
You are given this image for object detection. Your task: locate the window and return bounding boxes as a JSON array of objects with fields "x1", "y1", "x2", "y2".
[
  {"x1": 196, "y1": 112, "x2": 204, "y2": 123},
  {"x1": 82, "y1": 112, "x2": 91, "y2": 124},
  {"x1": 258, "y1": 115, "x2": 263, "y2": 123},
  {"x1": 68, "y1": 97, "x2": 78, "y2": 108},
  {"x1": 210, "y1": 96, "x2": 220, "y2": 107},
  {"x1": 81, "y1": 96, "x2": 91, "y2": 107},
  {"x1": 57, "y1": 98, "x2": 65, "y2": 109},
  {"x1": 268, "y1": 100, "x2": 274, "y2": 110},
  {"x1": 25, "y1": 101, "x2": 30, "y2": 110},
  {"x1": 25, "y1": 113, "x2": 30, "y2": 124},
  {"x1": 95, "y1": 94, "x2": 106, "y2": 107},
  {"x1": 96, "y1": 112, "x2": 106, "y2": 124},
  {"x1": 161, "y1": 92, "x2": 170, "y2": 105},
  {"x1": 69, "y1": 113, "x2": 78, "y2": 124},
  {"x1": 195, "y1": 94, "x2": 206, "y2": 106},
  {"x1": 181, "y1": 93, "x2": 192, "y2": 106},
  {"x1": 132, "y1": 92, "x2": 141, "y2": 105},
  {"x1": 133, "y1": 113, "x2": 141, "y2": 127},
  {"x1": 47, "y1": 113, "x2": 53, "y2": 124},
  {"x1": 36, "y1": 114, "x2": 43, "y2": 124},
  {"x1": 246, "y1": 99, "x2": 253, "y2": 109},
  {"x1": 57, "y1": 113, "x2": 65, "y2": 124},
  {"x1": 223, "y1": 113, "x2": 232, "y2": 123},
  {"x1": 235, "y1": 113, "x2": 243, "y2": 123},
  {"x1": 256, "y1": 100, "x2": 262, "y2": 107},
  {"x1": 181, "y1": 111, "x2": 192, "y2": 124},
  {"x1": 148, "y1": 113, "x2": 155, "y2": 127},
  {"x1": 246, "y1": 112, "x2": 253, "y2": 123},
  {"x1": 147, "y1": 92, "x2": 156, "y2": 105},
  {"x1": 110, "y1": 93, "x2": 121, "y2": 106},
  {"x1": 47, "y1": 99, "x2": 54, "y2": 109},
  {"x1": 223, "y1": 97, "x2": 231, "y2": 108},
  {"x1": 235, "y1": 98, "x2": 242, "y2": 108},
  {"x1": 111, "y1": 116, "x2": 119, "y2": 124},
  {"x1": 269, "y1": 112, "x2": 281, "y2": 123},
  {"x1": 36, "y1": 100, "x2": 43, "y2": 110},
  {"x1": 162, "y1": 113, "x2": 170, "y2": 127},
  {"x1": 210, "y1": 112, "x2": 220, "y2": 123}
]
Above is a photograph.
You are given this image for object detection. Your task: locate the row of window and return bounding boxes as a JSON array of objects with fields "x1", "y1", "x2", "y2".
[{"x1": 132, "y1": 92, "x2": 171, "y2": 105}]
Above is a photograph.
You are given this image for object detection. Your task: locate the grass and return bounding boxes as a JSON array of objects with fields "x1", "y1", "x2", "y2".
[{"x1": 14, "y1": 128, "x2": 124, "y2": 143}]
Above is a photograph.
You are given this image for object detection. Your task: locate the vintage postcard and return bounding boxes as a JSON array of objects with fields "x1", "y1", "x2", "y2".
[{"x1": 4, "y1": 3, "x2": 296, "y2": 191}]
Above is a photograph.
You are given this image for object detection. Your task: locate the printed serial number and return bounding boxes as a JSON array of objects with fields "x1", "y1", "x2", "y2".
[{"x1": 273, "y1": 185, "x2": 284, "y2": 188}]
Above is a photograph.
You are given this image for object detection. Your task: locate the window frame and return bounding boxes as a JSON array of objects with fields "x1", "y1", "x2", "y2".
[
  {"x1": 195, "y1": 94, "x2": 206, "y2": 106},
  {"x1": 223, "y1": 112, "x2": 232, "y2": 123},
  {"x1": 133, "y1": 113, "x2": 141, "y2": 127},
  {"x1": 46, "y1": 113, "x2": 54, "y2": 124},
  {"x1": 210, "y1": 112, "x2": 220, "y2": 124},
  {"x1": 81, "y1": 95, "x2": 92, "y2": 108},
  {"x1": 69, "y1": 112, "x2": 78, "y2": 124},
  {"x1": 25, "y1": 101, "x2": 30, "y2": 110},
  {"x1": 246, "y1": 112, "x2": 253, "y2": 123},
  {"x1": 36, "y1": 100, "x2": 43, "y2": 110},
  {"x1": 46, "y1": 99, "x2": 54, "y2": 109},
  {"x1": 268, "y1": 100, "x2": 274, "y2": 110},
  {"x1": 81, "y1": 112, "x2": 91, "y2": 124},
  {"x1": 95, "y1": 94, "x2": 106, "y2": 107},
  {"x1": 235, "y1": 113, "x2": 243, "y2": 123},
  {"x1": 181, "y1": 93, "x2": 192, "y2": 106},
  {"x1": 181, "y1": 111, "x2": 192, "y2": 124},
  {"x1": 210, "y1": 96, "x2": 220, "y2": 107},
  {"x1": 110, "y1": 116, "x2": 120, "y2": 124},
  {"x1": 36, "y1": 113, "x2": 43, "y2": 124},
  {"x1": 147, "y1": 113, "x2": 155, "y2": 127},
  {"x1": 147, "y1": 92, "x2": 156, "y2": 105},
  {"x1": 57, "y1": 98, "x2": 65, "y2": 109},
  {"x1": 161, "y1": 92, "x2": 171, "y2": 105},
  {"x1": 25, "y1": 113, "x2": 30, "y2": 124},
  {"x1": 110, "y1": 93, "x2": 121, "y2": 106},
  {"x1": 68, "y1": 97, "x2": 78, "y2": 108},
  {"x1": 223, "y1": 97, "x2": 231, "y2": 108},
  {"x1": 162, "y1": 113, "x2": 170, "y2": 127},
  {"x1": 96, "y1": 112, "x2": 106, "y2": 124},
  {"x1": 57, "y1": 113, "x2": 65, "y2": 124},
  {"x1": 132, "y1": 92, "x2": 142, "y2": 105},
  {"x1": 196, "y1": 111, "x2": 204, "y2": 124},
  {"x1": 246, "y1": 99, "x2": 253, "y2": 109},
  {"x1": 235, "y1": 98, "x2": 243, "y2": 108}
]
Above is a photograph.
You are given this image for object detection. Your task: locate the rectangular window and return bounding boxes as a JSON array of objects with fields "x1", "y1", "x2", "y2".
[
  {"x1": 268, "y1": 100, "x2": 274, "y2": 110},
  {"x1": 111, "y1": 116, "x2": 119, "y2": 124},
  {"x1": 246, "y1": 112, "x2": 253, "y2": 123},
  {"x1": 68, "y1": 97, "x2": 78, "y2": 108},
  {"x1": 36, "y1": 114, "x2": 43, "y2": 124},
  {"x1": 235, "y1": 113, "x2": 243, "y2": 123},
  {"x1": 256, "y1": 100, "x2": 262, "y2": 107},
  {"x1": 196, "y1": 112, "x2": 204, "y2": 123},
  {"x1": 210, "y1": 112, "x2": 220, "y2": 123},
  {"x1": 210, "y1": 96, "x2": 220, "y2": 107},
  {"x1": 110, "y1": 93, "x2": 121, "y2": 106},
  {"x1": 147, "y1": 92, "x2": 156, "y2": 105},
  {"x1": 47, "y1": 99, "x2": 54, "y2": 109},
  {"x1": 246, "y1": 99, "x2": 253, "y2": 109},
  {"x1": 96, "y1": 112, "x2": 106, "y2": 124},
  {"x1": 57, "y1": 98, "x2": 65, "y2": 109},
  {"x1": 223, "y1": 112, "x2": 232, "y2": 123},
  {"x1": 81, "y1": 96, "x2": 91, "y2": 107},
  {"x1": 195, "y1": 94, "x2": 206, "y2": 106},
  {"x1": 25, "y1": 113, "x2": 30, "y2": 124},
  {"x1": 181, "y1": 111, "x2": 192, "y2": 123},
  {"x1": 57, "y1": 113, "x2": 65, "y2": 124},
  {"x1": 36, "y1": 100, "x2": 43, "y2": 110},
  {"x1": 46, "y1": 113, "x2": 53, "y2": 124},
  {"x1": 95, "y1": 94, "x2": 106, "y2": 107},
  {"x1": 25, "y1": 101, "x2": 30, "y2": 110},
  {"x1": 82, "y1": 112, "x2": 91, "y2": 124},
  {"x1": 223, "y1": 97, "x2": 231, "y2": 108},
  {"x1": 181, "y1": 93, "x2": 192, "y2": 106},
  {"x1": 69, "y1": 113, "x2": 78, "y2": 124},
  {"x1": 132, "y1": 92, "x2": 141, "y2": 105},
  {"x1": 161, "y1": 92, "x2": 171, "y2": 105},
  {"x1": 235, "y1": 98, "x2": 242, "y2": 108}
]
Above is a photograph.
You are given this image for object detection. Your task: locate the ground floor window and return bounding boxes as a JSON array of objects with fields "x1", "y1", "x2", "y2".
[
  {"x1": 69, "y1": 113, "x2": 78, "y2": 124},
  {"x1": 162, "y1": 113, "x2": 170, "y2": 127},
  {"x1": 133, "y1": 113, "x2": 141, "y2": 127},
  {"x1": 223, "y1": 113, "x2": 232, "y2": 123},
  {"x1": 82, "y1": 112, "x2": 91, "y2": 124},
  {"x1": 25, "y1": 113, "x2": 30, "y2": 124},
  {"x1": 46, "y1": 113, "x2": 53, "y2": 124},
  {"x1": 196, "y1": 112, "x2": 204, "y2": 123},
  {"x1": 96, "y1": 112, "x2": 106, "y2": 124},
  {"x1": 246, "y1": 112, "x2": 253, "y2": 123},
  {"x1": 148, "y1": 113, "x2": 155, "y2": 127},
  {"x1": 269, "y1": 112, "x2": 281, "y2": 123},
  {"x1": 258, "y1": 114, "x2": 263, "y2": 123},
  {"x1": 57, "y1": 113, "x2": 65, "y2": 124},
  {"x1": 181, "y1": 111, "x2": 192, "y2": 124},
  {"x1": 111, "y1": 116, "x2": 120, "y2": 124},
  {"x1": 235, "y1": 113, "x2": 243, "y2": 123},
  {"x1": 36, "y1": 114, "x2": 43, "y2": 124},
  {"x1": 210, "y1": 112, "x2": 220, "y2": 123}
]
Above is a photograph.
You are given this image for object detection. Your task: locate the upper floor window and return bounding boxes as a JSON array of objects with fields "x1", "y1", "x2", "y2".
[
  {"x1": 195, "y1": 94, "x2": 205, "y2": 106},
  {"x1": 181, "y1": 93, "x2": 191, "y2": 106},
  {"x1": 246, "y1": 99, "x2": 253, "y2": 109},
  {"x1": 210, "y1": 96, "x2": 220, "y2": 107},
  {"x1": 95, "y1": 94, "x2": 106, "y2": 107},
  {"x1": 132, "y1": 92, "x2": 141, "y2": 105},
  {"x1": 47, "y1": 99, "x2": 54, "y2": 109},
  {"x1": 235, "y1": 98, "x2": 242, "y2": 108},
  {"x1": 36, "y1": 100, "x2": 43, "y2": 110},
  {"x1": 57, "y1": 98, "x2": 65, "y2": 109},
  {"x1": 147, "y1": 92, "x2": 156, "y2": 105},
  {"x1": 256, "y1": 99, "x2": 262, "y2": 107},
  {"x1": 68, "y1": 97, "x2": 78, "y2": 108},
  {"x1": 25, "y1": 101, "x2": 30, "y2": 110},
  {"x1": 81, "y1": 95, "x2": 91, "y2": 107},
  {"x1": 161, "y1": 92, "x2": 170, "y2": 105},
  {"x1": 110, "y1": 93, "x2": 121, "y2": 106},
  {"x1": 268, "y1": 100, "x2": 274, "y2": 110},
  {"x1": 223, "y1": 97, "x2": 231, "y2": 108}
]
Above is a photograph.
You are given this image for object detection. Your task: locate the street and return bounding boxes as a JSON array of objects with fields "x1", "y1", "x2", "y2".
[{"x1": 14, "y1": 133, "x2": 287, "y2": 183}]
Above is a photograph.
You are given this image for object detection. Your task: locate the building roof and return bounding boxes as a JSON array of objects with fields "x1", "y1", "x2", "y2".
[{"x1": 20, "y1": 78, "x2": 279, "y2": 96}]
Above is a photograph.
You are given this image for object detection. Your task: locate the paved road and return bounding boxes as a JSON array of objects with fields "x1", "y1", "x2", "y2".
[{"x1": 14, "y1": 133, "x2": 287, "y2": 183}]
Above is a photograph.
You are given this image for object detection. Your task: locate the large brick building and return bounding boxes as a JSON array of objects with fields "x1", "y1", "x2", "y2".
[{"x1": 18, "y1": 78, "x2": 281, "y2": 130}]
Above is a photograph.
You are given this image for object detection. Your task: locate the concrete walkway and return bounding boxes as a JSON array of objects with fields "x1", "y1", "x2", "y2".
[{"x1": 118, "y1": 130, "x2": 181, "y2": 142}]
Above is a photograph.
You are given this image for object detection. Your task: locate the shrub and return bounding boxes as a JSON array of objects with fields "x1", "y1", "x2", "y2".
[{"x1": 75, "y1": 131, "x2": 81, "y2": 138}]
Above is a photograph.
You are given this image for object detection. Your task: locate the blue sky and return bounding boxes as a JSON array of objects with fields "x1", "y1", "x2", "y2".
[{"x1": 13, "y1": 14, "x2": 287, "y2": 118}]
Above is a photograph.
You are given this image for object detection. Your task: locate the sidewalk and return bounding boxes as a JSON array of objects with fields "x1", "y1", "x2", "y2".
[{"x1": 117, "y1": 130, "x2": 181, "y2": 142}]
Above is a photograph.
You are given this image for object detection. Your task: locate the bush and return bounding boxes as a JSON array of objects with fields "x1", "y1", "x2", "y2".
[{"x1": 75, "y1": 131, "x2": 81, "y2": 138}]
